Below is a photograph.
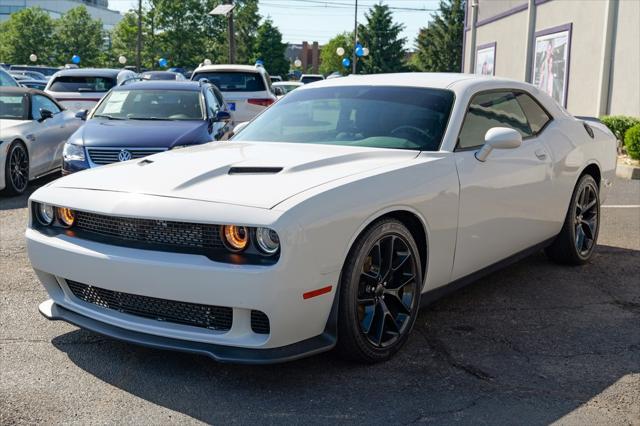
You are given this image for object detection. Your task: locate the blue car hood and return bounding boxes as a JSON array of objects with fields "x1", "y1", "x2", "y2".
[{"x1": 77, "y1": 119, "x2": 210, "y2": 148}]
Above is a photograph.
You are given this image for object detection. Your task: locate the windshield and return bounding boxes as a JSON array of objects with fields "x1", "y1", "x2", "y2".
[
  {"x1": 275, "y1": 84, "x2": 301, "y2": 94},
  {"x1": 0, "y1": 69, "x2": 19, "y2": 87},
  {"x1": 233, "y1": 86, "x2": 454, "y2": 151},
  {"x1": 0, "y1": 94, "x2": 27, "y2": 119},
  {"x1": 92, "y1": 89, "x2": 203, "y2": 120},
  {"x1": 192, "y1": 71, "x2": 265, "y2": 92},
  {"x1": 49, "y1": 76, "x2": 116, "y2": 93}
]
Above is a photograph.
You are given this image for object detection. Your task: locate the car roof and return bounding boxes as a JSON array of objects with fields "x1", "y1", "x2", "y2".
[
  {"x1": 114, "y1": 80, "x2": 202, "y2": 91},
  {"x1": 296, "y1": 72, "x2": 521, "y2": 90},
  {"x1": 141, "y1": 70, "x2": 179, "y2": 75},
  {"x1": 0, "y1": 86, "x2": 43, "y2": 95},
  {"x1": 273, "y1": 81, "x2": 302, "y2": 86},
  {"x1": 193, "y1": 64, "x2": 265, "y2": 74},
  {"x1": 51, "y1": 68, "x2": 125, "y2": 78}
]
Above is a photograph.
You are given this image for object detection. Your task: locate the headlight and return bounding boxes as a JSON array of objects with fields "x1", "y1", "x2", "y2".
[
  {"x1": 221, "y1": 225, "x2": 249, "y2": 252},
  {"x1": 63, "y1": 143, "x2": 85, "y2": 162},
  {"x1": 57, "y1": 207, "x2": 75, "y2": 227},
  {"x1": 36, "y1": 203, "x2": 55, "y2": 226},
  {"x1": 255, "y1": 227, "x2": 280, "y2": 255}
]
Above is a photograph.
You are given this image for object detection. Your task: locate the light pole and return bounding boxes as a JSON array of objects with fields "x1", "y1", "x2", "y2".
[
  {"x1": 210, "y1": 2, "x2": 236, "y2": 63},
  {"x1": 136, "y1": 0, "x2": 142, "y2": 72},
  {"x1": 352, "y1": 0, "x2": 358, "y2": 74}
]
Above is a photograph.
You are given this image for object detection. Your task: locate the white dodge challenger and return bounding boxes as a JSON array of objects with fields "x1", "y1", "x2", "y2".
[{"x1": 27, "y1": 73, "x2": 617, "y2": 363}]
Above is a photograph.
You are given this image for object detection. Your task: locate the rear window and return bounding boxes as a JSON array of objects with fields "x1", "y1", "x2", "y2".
[
  {"x1": 49, "y1": 76, "x2": 116, "y2": 93},
  {"x1": 300, "y1": 76, "x2": 324, "y2": 84},
  {"x1": 192, "y1": 71, "x2": 265, "y2": 92}
]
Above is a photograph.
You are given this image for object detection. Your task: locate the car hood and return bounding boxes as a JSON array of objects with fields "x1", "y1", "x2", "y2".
[
  {"x1": 77, "y1": 119, "x2": 209, "y2": 148},
  {"x1": 52, "y1": 141, "x2": 418, "y2": 209}
]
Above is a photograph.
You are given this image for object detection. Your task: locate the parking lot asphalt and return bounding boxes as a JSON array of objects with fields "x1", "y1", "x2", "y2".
[{"x1": 1, "y1": 175, "x2": 638, "y2": 425}]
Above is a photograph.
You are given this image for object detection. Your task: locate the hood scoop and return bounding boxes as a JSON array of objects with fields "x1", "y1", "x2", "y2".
[{"x1": 228, "y1": 166, "x2": 283, "y2": 175}]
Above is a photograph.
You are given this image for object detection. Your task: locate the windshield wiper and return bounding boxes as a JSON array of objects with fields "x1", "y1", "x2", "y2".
[
  {"x1": 127, "y1": 116, "x2": 170, "y2": 121},
  {"x1": 93, "y1": 114, "x2": 125, "y2": 120}
]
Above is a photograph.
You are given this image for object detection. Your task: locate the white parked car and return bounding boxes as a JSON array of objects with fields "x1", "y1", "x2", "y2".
[
  {"x1": 27, "y1": 73, "x2": 616, "y2": 363},
  {"x1": 45, "y1": 68, "x2": 136, "y2": 111},
  {"x1": 1, "y1": 87, "x2": 83, "y2": 194},
  {"x1": 190, "y1": 64, "x2": 276, "y2": 123}
]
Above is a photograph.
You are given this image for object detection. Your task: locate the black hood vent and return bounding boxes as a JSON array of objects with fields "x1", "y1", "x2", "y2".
[{"x1": 228, "y1": 167, "x2": 283, "y2": 175}]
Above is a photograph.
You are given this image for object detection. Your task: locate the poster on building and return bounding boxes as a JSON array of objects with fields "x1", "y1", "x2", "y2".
[
  {"x1": 475, "y1": 43, "x2": 496, "y2": 76},
  {"x1": 533, "y1": 27, "x2": 570, "y2": 106}
]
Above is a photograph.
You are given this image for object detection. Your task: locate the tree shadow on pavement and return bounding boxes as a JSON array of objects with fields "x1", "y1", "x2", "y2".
[{"x1": 51, "y1": 246, "x2": 640, "y2": 424}]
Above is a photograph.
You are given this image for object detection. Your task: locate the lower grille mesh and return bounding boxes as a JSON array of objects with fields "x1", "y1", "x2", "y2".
[
  {"x1": 66, "y1": 280, "x2": 232, "y2": 331},
  {"x1": 250, "y1": 310, "x2": 270, "y2": 334}
]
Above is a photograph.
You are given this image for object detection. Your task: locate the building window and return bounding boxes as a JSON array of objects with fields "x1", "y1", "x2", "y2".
[
  {"x1": 532, "y1": 23, "x2": 573, "y2": 107},
  {"x1": 475, "y1": 42, "x2": 496, "y2": 76}
]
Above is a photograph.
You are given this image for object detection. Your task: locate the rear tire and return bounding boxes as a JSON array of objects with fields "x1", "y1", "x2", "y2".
[
  {"x1": 3, "y1": 142, "x2": 29, "y2": 196},
  {"x1": 545, "y1": 174, "x2": 600, "y2": 265},
  {"x1": 336, "y1": 219, "x2": 423, "y2": 363}
]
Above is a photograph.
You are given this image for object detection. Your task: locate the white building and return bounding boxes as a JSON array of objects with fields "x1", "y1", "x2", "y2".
[
  {"x1": 0, "y1": 0, "x2": 122, "y2": 31},
  {"x1": 462, "y1": 0, "x2": 639, "y2": 117}
]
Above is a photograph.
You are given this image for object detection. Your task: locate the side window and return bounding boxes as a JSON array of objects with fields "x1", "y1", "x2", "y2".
[
  {"x1": 515, "y1": 92, "x2": 551, "y2": 134},
  {"x1": 204, "y1": 89, "x2": 219, "y2": 117},
  {"x1": 458, "y1": 91, "x2": 532, "y2": 149},
  {"x1": 31, "y1": 95, "x2": 61, "y2": 120}
]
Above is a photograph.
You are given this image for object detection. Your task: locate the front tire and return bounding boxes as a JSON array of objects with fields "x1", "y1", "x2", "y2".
[
  {"x1": 545, "y1": 174, "x2": 600, "y2": 265},
  {"x1": 336, "y1": 219, "x2": 423, "y2": 363},
  {"x1": 3, "y1": 142, "x2": 29, "y2": 195}
]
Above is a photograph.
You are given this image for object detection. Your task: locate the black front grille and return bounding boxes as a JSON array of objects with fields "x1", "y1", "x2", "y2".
[
  {"x1": 74, "y1": 210, "x2": 223, "y2": 252},
  {"x1": 66, "y1": 280, "x2": 233, "y2": 331},
  {"x1": 251, "y1": 310, "x2": 270, "y2": 334}
]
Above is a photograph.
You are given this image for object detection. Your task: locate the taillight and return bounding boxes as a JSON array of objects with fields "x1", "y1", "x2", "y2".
[{"x1": 247, "y1": 98, "x2": 274, "y2": 107}]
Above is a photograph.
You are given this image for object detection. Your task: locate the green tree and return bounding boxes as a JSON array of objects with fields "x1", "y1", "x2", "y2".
[
  {"x1": 357, "y1": 4, "x2": 406, "y2": 74},
  {"x1": 0, "y1": 7, "x2": 55, "y2": 65},
  {"x1": 233, "y1": 0, "x2": 261, "y2": 64},
  {"x1": 253, "y1": 18, "x2": 288, "y2": 77},
  {"x1": 319, "y1": 32, "x2": 354, "y2": 75},
  {"x1": 54, "y1": 6, "x2": 105, "y2": 66},
  {"x1": 111, "y1": 12, "x2": 139, "y2": 67},
  {"x1": 414, "y1": 0, "x2": 464, "y2": 72}
]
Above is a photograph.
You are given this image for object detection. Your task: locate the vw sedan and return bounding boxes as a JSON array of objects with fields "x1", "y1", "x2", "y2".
[{"x1": 27, "y1": 74, "x2": 616, "y2": 363}]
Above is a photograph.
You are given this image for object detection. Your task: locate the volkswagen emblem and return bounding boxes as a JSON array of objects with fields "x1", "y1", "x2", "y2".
[{"x1": 118, "y1": 149, "x2": 132, "y2": 162}]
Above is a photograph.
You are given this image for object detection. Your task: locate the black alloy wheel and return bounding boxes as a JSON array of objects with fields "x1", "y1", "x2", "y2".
[
  {"x1": 337, "y1": 219, "x2": 422, "y2": 362},
  {"x1": 546, "y1": 174, "x2": 600, "y2": 265},
  {"x1": 5, "y1": 143, "x2": 29, "y2": 195}
]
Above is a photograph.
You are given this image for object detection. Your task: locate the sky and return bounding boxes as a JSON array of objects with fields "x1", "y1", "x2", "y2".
[{"x1": 107, "y1": 0, "x2": 440, "y2": 49}]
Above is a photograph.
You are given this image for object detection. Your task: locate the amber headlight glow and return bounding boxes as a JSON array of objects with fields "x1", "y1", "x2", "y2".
[
  {"x1": 221, "y1": 225, "x2": 249, "y2": 252},
  {"x1": 57, "y1": 207, "x2": 75, "y2": 227}
]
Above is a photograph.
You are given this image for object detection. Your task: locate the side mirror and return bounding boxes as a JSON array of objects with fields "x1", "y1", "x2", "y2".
[
  {"x1": 39, "y1": 109, "x2": 54, "y2": 122},
  {"x1": 75, "y1": 109, "x2": 88, "y2": 121},
  {"x1": 475, "y1": 127, "x2": 522, "y2": 162},
  {"x1": 216, "y1": 110, "x2": 231, "y2": 122},
  {"x1": 273, "y1": 87, "x2": 284, "y2": 96},
  {"x1": 230, "y1": 121, "x2": 249, "y2": 137}
]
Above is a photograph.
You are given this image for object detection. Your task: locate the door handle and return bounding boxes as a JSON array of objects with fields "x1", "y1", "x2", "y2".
[{"x1": 535, "y1": 148, "x2": 547, "y2": 160}]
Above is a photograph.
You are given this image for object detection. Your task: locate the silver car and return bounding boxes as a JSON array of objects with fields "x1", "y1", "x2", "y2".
[{"x1": 1, "y1": 87, "x2": 83, "y2": 194}]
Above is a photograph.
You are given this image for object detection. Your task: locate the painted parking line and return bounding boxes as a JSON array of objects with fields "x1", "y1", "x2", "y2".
[{"x1": 602, "y1": 205, "x2": 640, "y2": 208}]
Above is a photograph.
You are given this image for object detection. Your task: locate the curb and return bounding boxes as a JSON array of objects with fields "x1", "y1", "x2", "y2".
[{"x1": 616, "y1": 163, "x2": 640, "y2": 180}]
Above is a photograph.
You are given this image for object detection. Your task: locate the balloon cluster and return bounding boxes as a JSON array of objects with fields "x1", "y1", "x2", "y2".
[{"x1": 336, "y1": 44, "x2": 369, "y2": 68}]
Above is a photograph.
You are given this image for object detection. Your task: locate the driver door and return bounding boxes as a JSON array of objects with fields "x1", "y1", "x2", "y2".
[
  {"x1": 29, "y1": 94, "x2": 66, "y2": 175},
  {"x1": 451, "y1": 90, "x2": 556, "y2": 280}
]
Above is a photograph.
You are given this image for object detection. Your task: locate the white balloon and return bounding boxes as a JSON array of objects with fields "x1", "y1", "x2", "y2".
[
  {"x1": 294, "y1": 59, "x2": 302, "y2": 67},
  {"x1": 29, "y1": 54, "x2": 37, "y2": 62},
  {"x1": 118, "y1": 55, "x2": 127, "y2": 64},
  {"x1": 204, "y1": 58, "x2": 212, "y2": 65},
  {"x1": 363, "y1": 47, "x2": 369, "y2": 56},
  {"x1": 336, "y1": 47, "x2": 345, "y2": 56}
]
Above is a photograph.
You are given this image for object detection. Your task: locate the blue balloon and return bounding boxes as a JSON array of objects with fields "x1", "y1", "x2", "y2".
[
  {"x1": 71, "y1": 55, "x2": 80, "y2": 64},
  {"x1": 356, "y1": 43, "x2": 363, "y2": 49},
  {"x1": 342, "y1": 57, "x2": 351, "y2": 68},
  {"x1": 255, "y1": 59, "x2": 264, "y2": 66},
  {"x1": 356, "y1": 46, "x2": 364, "y2": 57},
  {"x1": 158, "y1": 58, "x2": 168, "y2": 67}
]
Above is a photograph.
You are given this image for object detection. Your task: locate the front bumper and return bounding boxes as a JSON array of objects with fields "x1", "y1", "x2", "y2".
[
  {"x1": 27, "y1": 225, "x2": 339, "y2": 362},
  {"x1": 39, "y1": 299, "x2": 335, "y2": 364}
]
